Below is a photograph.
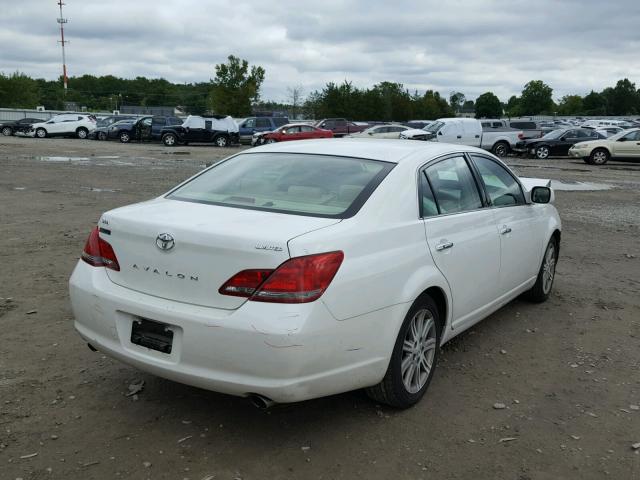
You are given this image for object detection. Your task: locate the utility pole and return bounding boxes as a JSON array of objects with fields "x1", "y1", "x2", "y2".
[{"x1": 57, "y1": 1, "x2": 69, "y2": 96}]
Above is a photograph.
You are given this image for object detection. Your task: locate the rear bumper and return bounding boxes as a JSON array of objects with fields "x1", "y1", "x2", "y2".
[{"x1": 69, "y1": 262, "x2": 395, "y2": 403}]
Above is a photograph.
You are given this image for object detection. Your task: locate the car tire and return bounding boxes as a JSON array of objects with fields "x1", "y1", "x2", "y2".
[
  {"x1": 119, "y1": 132, "x2": 131, "y2": 143},
  {"x1": 535, "y1": 145, "x2": 550, "y2": 159},
  {"x1": 492, "y1": 141, "x2": 509, "y2": 157},
  {"x1": 214, "y1": 135, "x2": 229, "y2": 147},
  {"x1": 366, "y1": 294, "x2": 441, "y2": 408},
  {"x1": 589, "y1": 148, "x2": 610, "y2": 165},
  {"x1": 76, "y1": 127, "x2": 88, "y2": 139},
  {"x1": 35, "y1": 128, "x2": 47, "y2": 139},
  {"x1": 97, "y1": 131, "x2": 107, "y2": 141},
  {"x1": 162, "y1": 133, "x2": 177, "y2": 147},
  {"x1": 1, "y1": 126, "x2": 12, "y2": 136},
  {"x1": 582, "y1": 157, "x2": 594, "y2": 165},
  {"x1": 524, "y1": 236, "x2": 558, "y2": 303}
]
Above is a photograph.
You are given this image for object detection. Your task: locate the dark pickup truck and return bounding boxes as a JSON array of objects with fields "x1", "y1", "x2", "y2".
[{"x1": 314, "y1": 118, "x2": 369, "y2": 137}]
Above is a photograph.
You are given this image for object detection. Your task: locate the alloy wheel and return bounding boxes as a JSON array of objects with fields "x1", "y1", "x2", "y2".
[
  {"x1": 542, "y1": 243, "x2": 556, "y2": 294},
  {"x1": 592, "y1": 150, "x2": 608, "y2": 165},
  {"x1": 401, "y1": 309, "x2": 437, "y2": 394},
  {"x1": 1, "y1": 127, "x2": 11, "y2": 136},
  {"x1": 536, "y1": 146, "x2": 549, "y2": 159}
]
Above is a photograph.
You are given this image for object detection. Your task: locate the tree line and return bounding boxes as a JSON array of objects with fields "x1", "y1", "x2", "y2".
[{"x1": 1, "y1": 55, "x2": 638, "y2": 119}]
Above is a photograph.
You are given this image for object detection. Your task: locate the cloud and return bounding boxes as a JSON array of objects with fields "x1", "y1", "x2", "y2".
[{"x1": 1, "y1": 0, "x2": 639, "y2": 102}]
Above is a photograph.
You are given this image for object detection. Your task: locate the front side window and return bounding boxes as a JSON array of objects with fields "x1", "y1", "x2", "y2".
[
  {"x1": 425, "y1": 156, "x2": 482, "y2": 214},
  {"x1": 168, "y1": 153, "x2": 394, "y2": 218},
  {"x1": 622, "y1": 130, "x2": 640, "y2": 141},
  {"x1": 471, "y1": 156, "x2": 524, "y2": 207},
  {"x1": 244, "y1": 118, "x2": 255, "y2": 128}
]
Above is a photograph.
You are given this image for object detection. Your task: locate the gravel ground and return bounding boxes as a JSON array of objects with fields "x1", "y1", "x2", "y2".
[{"x1": 1, "y1": 136, "x2": 639, "y2": 480}]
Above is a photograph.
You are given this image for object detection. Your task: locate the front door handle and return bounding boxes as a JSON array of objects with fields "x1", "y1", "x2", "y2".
[
  {"x1": 435, "y1": 241, "x2": 454, "y2": 251},
  {"x1": 500, "y1": 225, "x2": 512, "y2": 235},
  {"x1": 456, "y1": 135, "x2": 462, "y2": 139}
]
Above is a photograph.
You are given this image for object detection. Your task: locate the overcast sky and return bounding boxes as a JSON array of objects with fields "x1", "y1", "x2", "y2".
[{"x1": 2, "y1": 0, "x2": 639, "y2": 102}]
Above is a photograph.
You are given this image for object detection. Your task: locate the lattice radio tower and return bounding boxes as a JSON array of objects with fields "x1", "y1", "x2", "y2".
[{"x1": 57, "y1": 1, "x2": 69, "y2": 95}]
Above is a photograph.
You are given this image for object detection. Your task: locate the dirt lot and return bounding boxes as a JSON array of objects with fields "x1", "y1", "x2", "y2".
[{"x1": 1, "y1": 136, "x2": 639, "y2": 480}]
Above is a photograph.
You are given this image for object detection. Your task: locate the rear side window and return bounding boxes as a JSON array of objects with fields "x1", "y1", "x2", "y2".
[
  {"x1": 419, "y1": 172, "x2": 438, "y2": 217},
  {"x1": 168, "y1": 153, "x2": 394, "y2": 218},
  {"x1": 471, "y1": 155, "x2": 524, "y2": 207},
  {"x1": 425, "y1": 156, "x2": 482, "y2": 214}
]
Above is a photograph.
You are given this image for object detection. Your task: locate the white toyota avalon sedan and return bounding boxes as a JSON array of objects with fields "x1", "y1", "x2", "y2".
[{"x1": 69, "y1": 139, "x2": 561, "y2": 408}]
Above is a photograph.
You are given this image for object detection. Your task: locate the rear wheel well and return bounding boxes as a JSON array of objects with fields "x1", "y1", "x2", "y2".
[
  {"x1": 552, "y1": 229, "x2": 561, "y2": 256},
  {"x1": 418, "y1": 287, "x2": 447, "y2": 332}
]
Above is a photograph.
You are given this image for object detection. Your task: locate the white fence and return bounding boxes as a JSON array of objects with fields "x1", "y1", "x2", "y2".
[{"x1": 0, "y1": 107, "x2": 114, "y2": 122}]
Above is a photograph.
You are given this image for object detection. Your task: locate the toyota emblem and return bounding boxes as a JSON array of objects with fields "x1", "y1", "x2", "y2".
[{"x1": 156, "y1": 233, "x2": 175, "y2": 251}]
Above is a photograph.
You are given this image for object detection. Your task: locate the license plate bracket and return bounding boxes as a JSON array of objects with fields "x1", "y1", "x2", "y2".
[{"x1": 131, "y1": 318, "x2": 174, "y2": 354}]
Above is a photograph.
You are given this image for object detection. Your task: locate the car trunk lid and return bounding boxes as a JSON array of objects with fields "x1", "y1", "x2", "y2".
[{"x1": 101, "y1": 198, "x2": 340, "y2": 309}]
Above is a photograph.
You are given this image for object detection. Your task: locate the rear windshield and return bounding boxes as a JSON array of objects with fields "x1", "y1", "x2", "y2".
[{"x1": 168, "y1": 152, "x2": 394, "y2": 218}]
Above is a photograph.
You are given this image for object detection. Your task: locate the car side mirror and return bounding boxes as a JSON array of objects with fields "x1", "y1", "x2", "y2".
[
  {"x1": 438, "y1": 131, "x2": 443, "y2": 136},
  {"x1": 531, "y1": 186, "x2": 551, "y2": 204}
]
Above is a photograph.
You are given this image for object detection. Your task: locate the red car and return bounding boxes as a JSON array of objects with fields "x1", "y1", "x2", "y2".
[{"x1": 252, "y1": 123, "x2": 333, "y2": 145}]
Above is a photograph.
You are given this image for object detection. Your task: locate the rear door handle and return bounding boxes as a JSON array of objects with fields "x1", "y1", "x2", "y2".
[
  {"x1": 456, "y1": 135, "x2": 462, "y2": 139},
  {"x1": 500, "y1": 225, "x2": 512, "y2": 235},
  {"x1": 435, "y1": 241, "x2": 454, "y2": 251}
]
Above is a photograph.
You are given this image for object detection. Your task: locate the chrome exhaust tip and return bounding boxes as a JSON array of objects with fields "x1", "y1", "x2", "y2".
[{"x1": 248, "y1": 394, "x2": 276, "y2": 409}]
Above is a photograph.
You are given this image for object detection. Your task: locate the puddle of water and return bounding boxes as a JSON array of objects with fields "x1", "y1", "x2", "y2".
[
  {"x1": 551, "y1": 180, "x2": 612, "y2": 191},
  {"x1": 80, "y1": 186, "x2": 119, "y2": 193},
  {"x1": 13, "y1": 187, "x2": 26, "y2": 190},
  {"x1": 95, "y1": 155, "x2": 121, "y2": 159},
  {"x1": 38, "y1": 156, "x2": 90, "y2": 162}
]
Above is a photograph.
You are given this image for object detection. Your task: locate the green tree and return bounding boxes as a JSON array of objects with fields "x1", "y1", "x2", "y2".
[
  {"x1": 557, "y1": 95, "x2": 584, "y2": 115},
  {"x1": 0, "y1": 72, "x2": 40, "y2": 108},
  {"x1": 474, "y1": 91, "x2": 502, "y2": 118},
  {"x1": 505, "y1": 95, "x2": 521, "y2": 117},
  {"x1": 519, "y1": 80, "x2": 554, "y2": 115},
  {"x1": 603, "y1": 78, "x2": 638, "y2": 115},
  {"x1": 209, "y1": 55, "x2": 265, "y2": 116},
  {"x1": 582, "y1": 90, "x2": 607, "y2": 115},
  {"x1": 449, "y1": 91, "x2": 465, "y2": 113}
]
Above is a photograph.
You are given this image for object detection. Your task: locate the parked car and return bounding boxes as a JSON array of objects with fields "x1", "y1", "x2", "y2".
[
  {"x1": 400, "y1": 118, "x2": 523, "y2": 157},
  {"x1": 480, "y1": 119, "x2": 542, "y2": 139},
  {"x1": 161, "y1": 115, "x2": 239, "y2": 147},
  {"x1": 252, "y1": 123, "x2": 332, "y2": 145},
  {"x1": 109, "y1": 115, "x2": 183, "y2": 143},
  {"x1": 347, "y1": 124, "x2": 410, "y2": 139},
  {"x1": 89, "y1": 116, "x2": 138, "y2": 140},
  {"x1": 314, "y1": 118, "x2": 369, "y2": 137},
  {"x1": 593, "y1": 126, "x2": 625, "y2": 138},
  {"x1": 569, "y1": 128, "x2": 640, "y2": 165},
  {"x1": 29, "y1": 114, "x2": 97, "y2": 139},
  {"x1": 69, "y1": 138, "x2": 560, "y2": 409},
  {"x1": 1, "y1": 117, "x2": 45, "y2": 136},
  {"x1": 237, "y1": 117, "x2": 289, "y2": 143},
  {"x1": 514, "y1": 128, "x2": 605, "y2": 159}
]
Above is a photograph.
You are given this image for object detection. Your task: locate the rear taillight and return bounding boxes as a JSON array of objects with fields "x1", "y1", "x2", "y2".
[
  {"x1": 218, "y1": 269, "x2": 274, "y2": 297},
  {"x1": 81, "y1": 227, "x2": 120, "y2": 271},
  {"x1": 219, "y1": 251, "x2": 344, "y2": 304}
]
